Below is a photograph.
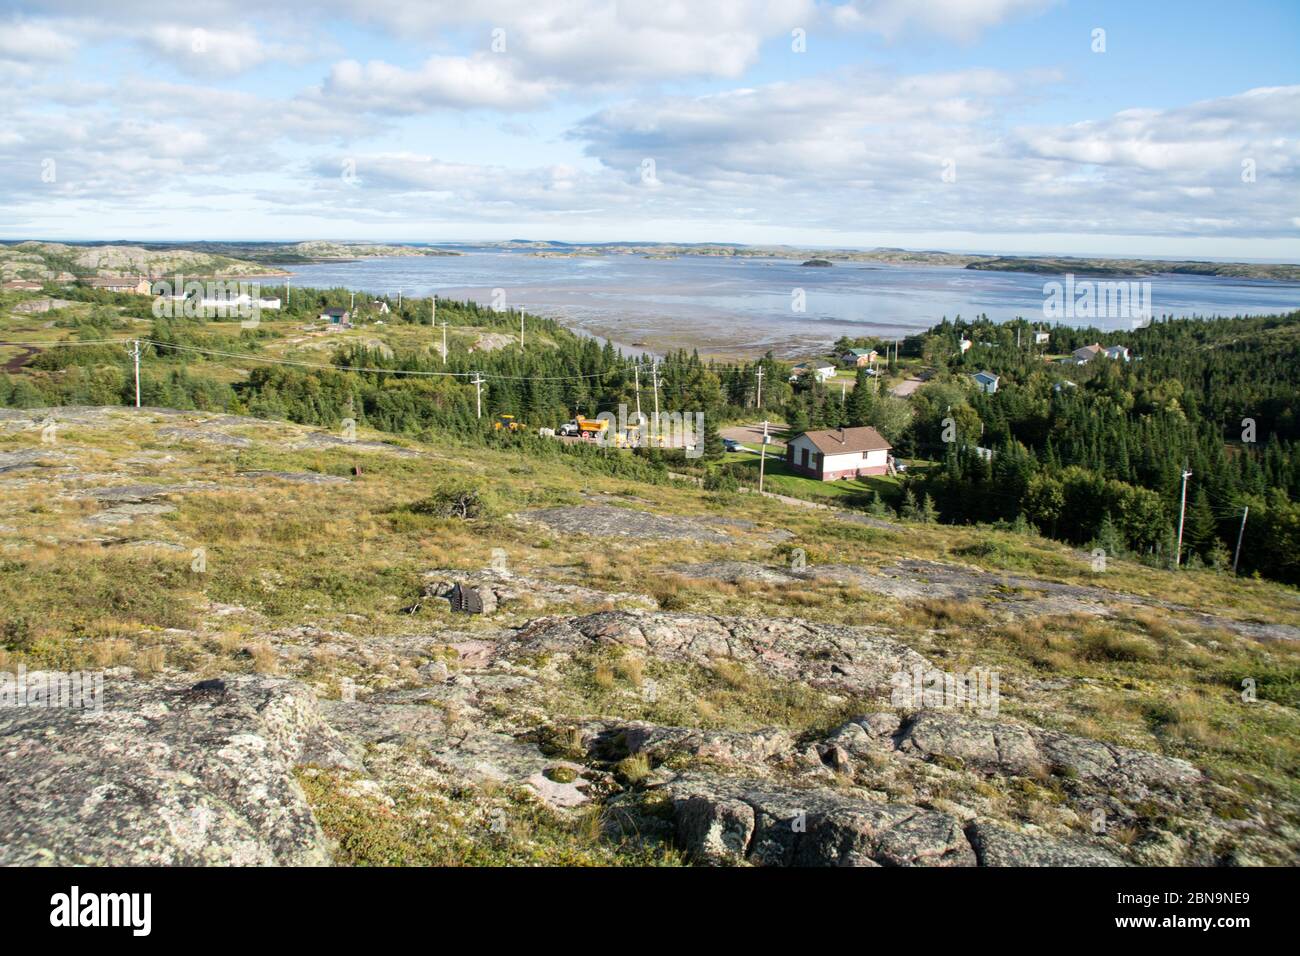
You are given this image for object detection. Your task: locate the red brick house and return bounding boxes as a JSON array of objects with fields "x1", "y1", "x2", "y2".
[{"x1": 786, "y1": 426, "x2": 892, "y2": 481}]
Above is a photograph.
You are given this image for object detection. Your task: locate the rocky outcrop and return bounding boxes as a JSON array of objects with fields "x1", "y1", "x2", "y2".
[
  {"x1": 0, "y1": 676, "x2": 343, "y2": 865},
  {"x1": 416, "y1": 569, "x2": 654, "y2": 616},
  {"x1": 503, "y1": 610, "x2": 928, "y2": 694},
  {"x1": 829, "y1": 710, "x2": 1202, "y2": 792},
  {"x1": 653, "y1": 773, "x2": 980, "y2": 867},
  {"x1": 520, "y1": 505, "x2": 735, "y2": 542}
]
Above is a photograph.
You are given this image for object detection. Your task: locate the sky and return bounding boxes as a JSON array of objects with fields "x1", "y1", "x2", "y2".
[{"x1": 1, "y1": 0, "x2": 1298, "y2": 257}]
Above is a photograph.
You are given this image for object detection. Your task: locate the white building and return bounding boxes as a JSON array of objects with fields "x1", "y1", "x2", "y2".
[{"x1": 785, "y1": 426, "x2": 892, "y2": 481}]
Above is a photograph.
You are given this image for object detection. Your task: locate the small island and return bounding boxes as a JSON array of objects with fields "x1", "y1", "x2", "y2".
[{"x1": 801, "y1": 258, "x2": 834, "y2": 267}]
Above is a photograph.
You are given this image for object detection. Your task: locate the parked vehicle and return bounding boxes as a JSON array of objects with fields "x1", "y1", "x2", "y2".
[{"x1": 558, "y1": 416, "x2": 608, "y2": 439}]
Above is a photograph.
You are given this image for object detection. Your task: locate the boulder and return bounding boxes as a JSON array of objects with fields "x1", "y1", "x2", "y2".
[{"x1": 0, "y1": 676, "x2": 344, "y2": 865}]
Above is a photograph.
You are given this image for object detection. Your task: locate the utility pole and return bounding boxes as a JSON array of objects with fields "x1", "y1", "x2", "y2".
[
  {"x1": 285, "y1": 277, "x2": 290, "y2": 307},
  {"x1": 350, "y1": 291, "x2": 355, "y2": 314},
  {"x1": 755, "y1": 365, "x2": 763, "y2": 410},
  {"x1": 129, "y1": 339, "x2": 141, "y2": 408},
  {"x1": 520, "y1": 312, "x2": 525, "y2": 349},
  {"x1": 841, "y1": 379, "x2": 847, "y2": 404},
  {"x1": 472, "y1": 372, "x2": 484, "y2": 419},
  {"x1": 397, "y1": 288, "x2": 402, "y2": 310},
  {"x1": 441, "y1": 320, "x2": 448, "y2": 364},
  {"x1": 1175, "y1": 466, "x2": 1193, "y2": 567},
  {"x1": 1233, "y1": 505, "x2": 1249, "y2": 574},
  {"x1": 651, "y1": 359, "x2": 660, "y2": 427},
  {"x1": 634, "y1": 364, "x2": 642, "y2": 423},
  {"x1": 758, "y1": 419, "x2": 770, "y2": 493}
]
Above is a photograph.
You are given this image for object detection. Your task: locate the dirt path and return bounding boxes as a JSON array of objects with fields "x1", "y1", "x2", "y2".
[
  {"x1": 720, "y1": 422, "x2": 786, "y2": 445},
  {"x1": 0, "y1": 343, "x2": 40, "y2": 373}
]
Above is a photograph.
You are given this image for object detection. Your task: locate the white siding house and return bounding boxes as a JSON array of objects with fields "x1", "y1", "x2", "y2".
[{"x1": 786, "y1": 426, "x2": 892, "y2": 481}]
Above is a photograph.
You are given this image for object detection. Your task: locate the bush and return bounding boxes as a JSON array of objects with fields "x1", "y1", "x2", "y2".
[
  {"x1": 411, "y1": 485, "x2": 494, "y2": 519},
  {"x1": 703, "y1": 469, "x2": 740, "y2": 493}
]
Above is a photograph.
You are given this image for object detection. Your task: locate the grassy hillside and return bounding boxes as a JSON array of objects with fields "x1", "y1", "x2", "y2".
[{"x1": 1, "y1": 405, "x2": 1297, "y2": 865}]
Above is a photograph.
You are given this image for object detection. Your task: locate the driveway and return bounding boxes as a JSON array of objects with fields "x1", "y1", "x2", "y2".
[{"x1": 721, "y1": 422, "x2": 786, "y2": 448}]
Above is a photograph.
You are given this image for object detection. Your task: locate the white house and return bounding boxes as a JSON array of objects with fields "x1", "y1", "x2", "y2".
[
  {"x1": 959, "y1": 338, "x2": 973, "y2": 354},
  {"x1": 972, "y1": 370, "x2": 1000, "y2": 394},
  {"x1": 1071, "y1": 343, "x2": 1103, "y2": 364},
  {"x1": 1034, "y1": 331, "x2": 1051, "y2": 345},
  {"x1": 1104, "y1": 345, "x2": 1131, "y2": 361},
  {"x1": 789, "y1": 362, "x2": 836, "y2": 383},
  {"x1": 786, "y1": 426, "x2": 891, "y2": 481}
]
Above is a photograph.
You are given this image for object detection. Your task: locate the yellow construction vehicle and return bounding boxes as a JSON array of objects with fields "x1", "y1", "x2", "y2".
[{"x1": 493, "y1": 414, "x2": 524, "y2": 432}]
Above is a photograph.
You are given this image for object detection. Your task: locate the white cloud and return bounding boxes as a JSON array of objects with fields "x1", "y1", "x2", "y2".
[
  {"x1": 142, "y1": 25, "x2": 308, "y2": 75},
  {"x1": 831, "y1": 0, "x2": 1055, "y2": 42},
  {"x1": 319, "y1": 54, "x2": 554, "y2": 113},
  {"x1": 0, "y1": 18, "x2": 79, "y2": 60}
]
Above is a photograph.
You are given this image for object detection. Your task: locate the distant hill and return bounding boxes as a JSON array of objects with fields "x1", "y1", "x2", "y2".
[
  {"x1": 967, "y1": 256, "x2": 1300, "y2": 282},
  {"x1": 0, "y1": 241, "x2": 284, "y2": 282}
]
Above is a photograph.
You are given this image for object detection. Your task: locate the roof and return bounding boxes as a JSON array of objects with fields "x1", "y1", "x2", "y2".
[
  {"x1": 973, "y1": 370, "x2": 1000, "y2": 383},
  {"x1": 1073, "y1": 343, "x2": 1103, "y2": 357},
  {"x1": 795, "y1": 425, "x2": 891, "y2": 455},
  {"x1": 322, "y1": 308, "x2": 348, "y2": 316},
  {"x1": 843, "y1": 348, "x2": 876, "y2": 356}
]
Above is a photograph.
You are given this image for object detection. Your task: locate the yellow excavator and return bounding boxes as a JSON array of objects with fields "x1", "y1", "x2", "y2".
[{"x1": 493, "y1": 414, "x2": 524, "y2": 432}]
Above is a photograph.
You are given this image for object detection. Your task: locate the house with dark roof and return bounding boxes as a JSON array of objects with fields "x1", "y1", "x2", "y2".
[
  {"x1": 785, "y1": 425, "x2": 892, "y2": 481},
  {"x1": 1071, "y1": 343, "x2": 1103, "y2": 364},
  {"x1": 839, "y1": 347, "x2": 878, "y2": 367},
  {"x1": 87, "y1": 276, "x2": 152, "y2": 294}
]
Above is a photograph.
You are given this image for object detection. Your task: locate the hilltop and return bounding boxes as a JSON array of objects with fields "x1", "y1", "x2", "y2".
[
  {"x1": 1, "y1": 406, "x2": 1296, "y2": 866},
  {"x1": 0, "y1": 242, "x2": 284, "y2": 282}
]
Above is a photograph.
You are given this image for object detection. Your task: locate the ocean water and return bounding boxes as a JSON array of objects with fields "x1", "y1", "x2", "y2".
[{"x1": 284, "y1": 250, "x2": 1300, "y2": 355}]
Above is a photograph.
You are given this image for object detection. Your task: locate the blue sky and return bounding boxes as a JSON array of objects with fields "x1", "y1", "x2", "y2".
[{"x1": 2, "y1": 0, "x2": 1297, "y2": 257}]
